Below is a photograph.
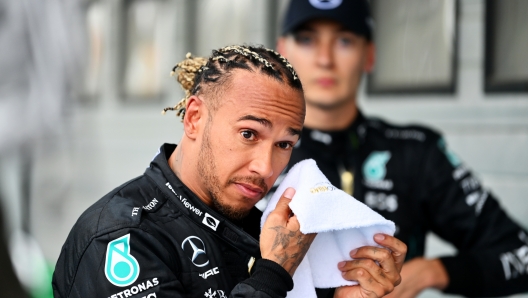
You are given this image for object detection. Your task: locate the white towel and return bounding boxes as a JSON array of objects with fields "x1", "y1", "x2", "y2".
[{"x1": 261, "y1": 159, "x2": 395, "y2": 298}]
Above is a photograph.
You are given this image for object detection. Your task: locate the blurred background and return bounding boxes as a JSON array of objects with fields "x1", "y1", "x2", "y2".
[{"x1": 0, "y1": 0, "x2": 527, "y2": 297}]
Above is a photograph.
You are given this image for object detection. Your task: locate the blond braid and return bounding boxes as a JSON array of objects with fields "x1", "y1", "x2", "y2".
[
  {"x1": 162, "y1": 53, "x2": 207, "y2": 118},
  {"x1": 163, "y1": 45, "x2": 303, "y2": 121}
]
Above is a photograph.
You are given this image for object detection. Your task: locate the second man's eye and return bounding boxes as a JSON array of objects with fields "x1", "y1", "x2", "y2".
[{"x1": 294, "y1": 34, "x2": 313, "y2": 46}]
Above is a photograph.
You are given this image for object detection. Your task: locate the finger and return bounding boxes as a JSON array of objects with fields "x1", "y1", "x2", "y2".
[
  {"x1": 374, "y1": 234, "x2": 407, "y2": 271},
  {"x1": 341, "y1": 267, "x2": 392, "y2": 298},
  {"x1": 340, "y1": 258, "x2": 400, "y2": 288},
  {"x1": 270, "y1": 187, "x2": 295, "y2": 217},
  {"x1": 349, "y1": 246, "x2": 399, "y2": 282}
]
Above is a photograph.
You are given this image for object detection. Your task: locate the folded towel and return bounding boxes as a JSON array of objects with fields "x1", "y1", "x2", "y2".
[{"x1": 261, "y1": 159, "x2": 395, "y2": 298}]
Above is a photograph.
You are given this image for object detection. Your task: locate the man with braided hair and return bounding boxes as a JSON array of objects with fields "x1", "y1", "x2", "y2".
[
  {"x1": 270, "y1": 0, "x2": 528, "y2": 297},
  {"x1": 52, "y1": 44, "x2": 406, "y2": 298}
]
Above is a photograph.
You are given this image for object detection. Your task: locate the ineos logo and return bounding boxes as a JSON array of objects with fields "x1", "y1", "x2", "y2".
[
  {"x1": 309, "y1": 0, "x2": 342, "y2": 10},
  {"x1": 202, "y1": 213, "x2": 220, "y2": 231},
  {"x1": 181, "y1": 236, "x2": 209, "y2": 267}
]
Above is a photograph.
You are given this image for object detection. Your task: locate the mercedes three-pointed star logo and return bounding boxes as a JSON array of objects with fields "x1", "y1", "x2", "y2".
[{"x1": 181, "y1": 236, "x2": 209, "y2": 267}]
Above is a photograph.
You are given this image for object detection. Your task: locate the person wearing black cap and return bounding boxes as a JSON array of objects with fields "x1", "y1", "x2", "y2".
[{"x1": 272, "y1": 0, "x2": 528, "y2": 297}]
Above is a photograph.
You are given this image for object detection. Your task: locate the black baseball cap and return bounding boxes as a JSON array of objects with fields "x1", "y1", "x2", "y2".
[{"x1": 282, "y1": 0, "x2": 374, "y2": 40}]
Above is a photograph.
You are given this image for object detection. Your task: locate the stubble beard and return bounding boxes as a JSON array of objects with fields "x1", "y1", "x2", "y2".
[{"x1": 197, "y1": 123, "x2": 250, "y2": 221}]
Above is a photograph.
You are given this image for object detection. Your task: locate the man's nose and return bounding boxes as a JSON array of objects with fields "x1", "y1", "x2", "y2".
[
  {"x1": 248, "y1": 146, "x2": 274, "y2": 179},
  {"x1": 316, "y1": 41, "x2": 334, "y2": 68}
]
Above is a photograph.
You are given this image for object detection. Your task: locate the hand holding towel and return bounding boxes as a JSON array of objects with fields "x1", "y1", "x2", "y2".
[{"x1": 261, "y1": 159, "x2": 395, "y2": 298}]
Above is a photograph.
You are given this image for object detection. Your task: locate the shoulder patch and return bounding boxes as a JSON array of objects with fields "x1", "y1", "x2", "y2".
[{"x1": 105, "y1": 234, "x2": 140, "y2": 287}]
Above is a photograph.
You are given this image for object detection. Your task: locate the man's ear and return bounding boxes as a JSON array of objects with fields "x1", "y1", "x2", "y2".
[
  {"x1": 182, "y1": 95, "x2": 205, "y2": 140},
  {"x1": 363, "y1": 42, "x2": 376, "y2": 73}
]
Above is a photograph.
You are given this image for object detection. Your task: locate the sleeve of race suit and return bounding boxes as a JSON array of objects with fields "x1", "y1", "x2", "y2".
[{"x1": 417, "y1": 135, "x2": 528, "y2": 297}]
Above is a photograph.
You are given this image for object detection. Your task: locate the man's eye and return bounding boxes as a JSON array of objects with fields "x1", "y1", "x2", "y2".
[
  {"x1": 241, "y1": 130, "x2": 256, "y2": 140},
  {"x1": 277, "y1": 142, "x2": 292, "y2": 150},
  {"x1": 294, "y1": 35, "x2": 313, "y2": 45},
  {"x1": 338, "y1": 37, "x2": 354, "y2": 47}
]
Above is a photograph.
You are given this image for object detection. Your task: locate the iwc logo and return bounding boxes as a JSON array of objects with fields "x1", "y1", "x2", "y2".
[
  {"x1": 105, "y1": 234, "x2": 140, "y2": 287},
  {"x1": 181, "y1": 236, "x2": 209, "y2": 267},
  {"x1": 309, "y1": 0, "x2": 343, "y2": 10}
]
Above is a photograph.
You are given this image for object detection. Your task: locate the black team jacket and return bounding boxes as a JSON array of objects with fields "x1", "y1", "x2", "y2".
[
  {"x1": 52, "y1": 144, "x2": 294, "y2": 298},
  {"x1": 268, "y1": 110, "x2": 528, "y2": 297}
]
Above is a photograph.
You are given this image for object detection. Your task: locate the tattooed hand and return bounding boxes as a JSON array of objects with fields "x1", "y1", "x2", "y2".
[
  {"x1": 260, "y1": 187, "x2": 317, "y2": 276},
  {"x1": 334, "y1": 234, "x2": 407, "y2": 298}
]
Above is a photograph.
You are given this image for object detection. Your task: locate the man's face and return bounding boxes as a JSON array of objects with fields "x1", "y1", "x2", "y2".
[
  {"x1": 197, "y1": 70, "x2": 305, "y2": 220},
  {"x1": 278, "y1": 19, "x2": 374, "y2": 109}
]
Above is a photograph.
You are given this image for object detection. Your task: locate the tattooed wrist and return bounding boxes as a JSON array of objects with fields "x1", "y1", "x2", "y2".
[{"x1": 266, "y1": 225, "x2": 314, "y2": 275}]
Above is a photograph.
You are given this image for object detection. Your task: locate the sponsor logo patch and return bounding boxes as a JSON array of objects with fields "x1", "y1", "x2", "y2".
[
  {"x1": 165, "y1": 182, "x2": 203, "y2": 216},
  {"x1": 199, "y1": 267, "x2": 220, "y2": 279},
  {"x1": 465, "y1": 190, "x2": 488, "y2": 214},
  {"x1": 181, "y1": 236, "x2": 209, "y2": 267},
  {"x1": 385, "y1": 129, "x2": 426, "y2": 142},
  {"x1": 363, "y1": 151, "x2": 391, "y2": 181},
  {"x1": 500, "y1": 231, "x2": 528, "y2": 280},
  {"x1": 365, "y1": 191, "x2": 398, "y2": 212},
  {"x1": 204, "y1": 288, "x2": 227, "y2": 298},
  {"x1": 310, "y1": 130, "x2": 332, "y2": 145},
  {"x1": 460, "y1": 176, "x2": 480, "y2": 194},
  {"x1": 202, "y1": 213, "x2": 220, "y2": 231},
  {"x1": 105, "y1": 234, "x2": 140, "y2": 287},
  {"x1": 143, "y1": 198, "x2": 159, "y2": 211},
  {"x1": 309, "y1": 0, "x2": 342, "y2": 10},
  {"x1": 107, "y1": 277, "x2": 159, "y2": 298},
  {"x1": 363, "y1": 151, "x2": 393, "y2": 190}
]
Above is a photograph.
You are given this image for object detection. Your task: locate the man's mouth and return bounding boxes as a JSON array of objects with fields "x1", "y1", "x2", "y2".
[
  {"x1": 234, "y1": 182, "x2": 266, "y2": 200},
  {"x1": 316, "y1": 78, "x2": 336, "y2": 87}
]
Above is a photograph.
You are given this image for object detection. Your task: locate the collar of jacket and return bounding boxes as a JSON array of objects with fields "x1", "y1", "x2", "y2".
[
  {"x1": 299, "y1": 109, "x2": 367, "y2": 155},
  {"x1": 145, "y1": 143, "x2": 262, "y2": 259}
]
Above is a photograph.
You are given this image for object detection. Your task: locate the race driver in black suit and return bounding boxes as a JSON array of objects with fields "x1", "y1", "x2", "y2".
[
  {"x1": 270, "y1": 0, "x2": 528, "y2": 297},
  {"x1": 52, "y1": 45, "x2": 407, "y2": 298}
]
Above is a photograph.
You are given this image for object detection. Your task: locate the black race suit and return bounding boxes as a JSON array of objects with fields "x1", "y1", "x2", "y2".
[
  {"x1": 52, "y1": 144, "x2": 294, "y2": 298},
  {"x1": 268, "y1": 111, "x2": 528, "y2": 297}
]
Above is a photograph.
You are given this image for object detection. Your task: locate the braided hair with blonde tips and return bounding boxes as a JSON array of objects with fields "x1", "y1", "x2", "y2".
[{"x1": 163, "y1": 45, "x2": 302, "y2": 120}]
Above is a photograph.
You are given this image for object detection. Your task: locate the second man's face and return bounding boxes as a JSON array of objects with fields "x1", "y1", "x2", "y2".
[{"x1": 278, "y1": 19, "x2": 374, "y2": 109}]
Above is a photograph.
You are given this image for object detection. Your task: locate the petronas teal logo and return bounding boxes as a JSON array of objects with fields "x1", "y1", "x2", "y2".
[
  {"x1": 105, "y1": 234, "x2": 140, "y2": 287},
  {"x1": 363, "y1": 151, "x2": 391, "y2": 181}
]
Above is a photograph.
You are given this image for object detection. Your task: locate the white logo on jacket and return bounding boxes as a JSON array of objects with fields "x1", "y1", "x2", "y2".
[
  {"x1": 309, "y1": 0, "x2": 342, "y2": 10},
  {"x1": 500, "y1": 231, "x2": 528, "y2": 280},
  {"x1": 365, "y1": 191, "x2": 398, "y2": 212},
  {"x1": 199, "y1": 267, "x2": 220, "y2": 279},
  {"x1": 202, "y1": 213, "x2": 220, "y2": 231}
]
